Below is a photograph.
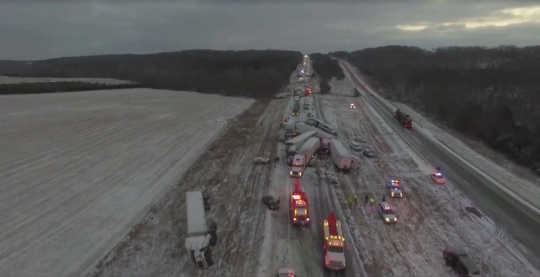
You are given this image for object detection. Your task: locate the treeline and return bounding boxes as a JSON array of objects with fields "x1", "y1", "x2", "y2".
[
  {"x1": 0, "y1": 50, "x2": 302, "y2": 99},
  {"x1": 332, "y1": 45, "x2": 540, "y2": 173},
  {"x1": 0, "y1": 82, "x2": 142, "y2": 95},
  {"x1": 310, "y1": 53, "x2": 344, "y2": 94}
]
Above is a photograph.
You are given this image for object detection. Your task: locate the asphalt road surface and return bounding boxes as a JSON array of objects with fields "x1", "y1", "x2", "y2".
[{"x1": 340, "y1": 61, "x2": 540, "y2": 266}]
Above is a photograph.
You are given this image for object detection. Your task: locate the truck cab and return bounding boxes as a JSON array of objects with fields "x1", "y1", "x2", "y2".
[
  {"x1": 323, "y1": 213, "x2": 346, "y2": 271},
  {"x1": 289, "y1": 155, "x2": 305, "y2": 178}
]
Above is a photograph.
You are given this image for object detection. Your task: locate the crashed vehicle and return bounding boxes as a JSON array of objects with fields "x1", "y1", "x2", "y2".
[
  {"x1": 386, "y1": 179, "x2": 403, "y2": 198},
  {"x1": 262, "y1": 195, "x2": 280, "y2": 210},
  {"x1": 362, "y1": 148, "x2": 374, "y2": 158},
  {"x1": 253, "y1": 157, "x2": 270, "y2": 164},
  {"x1": 443, "y1": 247, "x2": 481, "y2": 277},
  {"x1": 378, "y1": 202, "x2": 397, "y2": 223}
]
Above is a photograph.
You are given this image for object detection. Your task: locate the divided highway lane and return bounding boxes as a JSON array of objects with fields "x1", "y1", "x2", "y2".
[{"x1": 340, "y1": 61, "x2": 540, "y2": 265}]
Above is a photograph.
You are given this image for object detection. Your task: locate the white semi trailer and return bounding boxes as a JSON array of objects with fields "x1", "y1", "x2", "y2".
[
  {"x1": 185, "y1": 191, "x2": 216, "y2": 269},
  {"x1": 285, "y1": 130, "x2": 317, "y2": 165},
  {"x1": 329, "y1": 139, "x2": 359, "y2": 172}
]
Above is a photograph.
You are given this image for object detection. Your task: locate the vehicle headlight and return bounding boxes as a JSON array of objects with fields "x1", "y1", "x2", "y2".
[
  {"x1": 391, "y1": 192, "x2": 395, "y2": 196},
  {"x1": 385, "y1": 218, "x2": 389, "y2": 222},
  {"x1": 290, "y1": 171, "x2": 293, "y2": 175}
]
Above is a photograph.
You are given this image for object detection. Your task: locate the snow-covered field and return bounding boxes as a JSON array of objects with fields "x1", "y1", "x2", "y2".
[
  {"x1": 0, "y1": 88, "x2": 253, "y2": 277},
  {"x1": 84, "y1": 79, "x2": 293, "y2": 276},
  {"x1": 311, "y1": 77, "x2": 539, "y2": 277},
  {"x1": 0, "y1": 75, "x2": 133, "y2": 85}
]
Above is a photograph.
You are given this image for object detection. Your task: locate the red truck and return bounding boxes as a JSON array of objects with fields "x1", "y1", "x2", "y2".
[
  {"x1": 290, "y1": 179, "x2": 310, "y2": 226},
  {"x1": 394, "y1": 109, "x2": 413, "y2": 129}
]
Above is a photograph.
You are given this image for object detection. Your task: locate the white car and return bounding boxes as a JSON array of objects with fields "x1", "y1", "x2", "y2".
[
  {"x1": 253, "y1": 157, "x2": 270, "y2": 164},
  {"x1": 378, "y1": 202, "x2": 397, "y2": 223},
  {"x1": 350, "y1": 142, "x2": 362, "y2": 152},
  {"x1": 277, "y1": 267, "x2": 297, "y2": 277}
]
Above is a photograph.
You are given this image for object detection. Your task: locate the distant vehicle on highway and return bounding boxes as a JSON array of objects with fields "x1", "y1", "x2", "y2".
[
  {"x1": 350, "y1": 142, "x2": 362, "y2": 152},
  {"x1": 362, "y1": 148, "x2": 374, "y2": 158},
  {"x1": 350, "y1": 103, "x2": 356, "y2": 109},
  {"x1": 277, "y1": 267, "x2": 297, "y2": 277},
  {"x1": 431, "y1": 171, "x2": 447, "y2": 184}
]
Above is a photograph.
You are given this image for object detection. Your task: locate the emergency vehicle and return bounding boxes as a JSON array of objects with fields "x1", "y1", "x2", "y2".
[
  {"x1": 277, "y1": 267, "x2": 298, "y2": 277},
  {"x1": 350, "y1": 103, "x2": 356, "y2": 109},
  {"x1": 378, "y1": 202, "x2": 397, "y2": 223},
  {"x1": 431, "y1": 171, "x2": 447, "y2": 184},
  {"x1": 323, "y1": 212, "x2": 346, "y2": 271},
  {"x1": 290, "y1": 180, "x2": 310, "y2": 226},
  {"x1": 386, "y1": 179, "x2": 403, "y2": 198}
]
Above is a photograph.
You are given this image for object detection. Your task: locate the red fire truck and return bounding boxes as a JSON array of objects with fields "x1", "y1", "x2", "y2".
[{"x1": 290, "y1": 179, "x2": 310, "y2": 226}]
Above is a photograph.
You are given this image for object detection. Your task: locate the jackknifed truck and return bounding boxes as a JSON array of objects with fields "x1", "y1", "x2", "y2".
[
  {"x1": 286, "y1": 130, "x2": 317, "y2": 166},
  {"x1": 289, "y1": 136, "x2": 320, "y2": 178},
  {"x1": 185, "y1": 191, "x2": 217, "y2": 269}
]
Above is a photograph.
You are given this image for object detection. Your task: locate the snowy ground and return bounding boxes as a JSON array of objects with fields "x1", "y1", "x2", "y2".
[
  {"x1": 84, "y1": 77, "x2": 295, "y2": 276},
  {"x1": 0, "y1": 89, "x2": 253, "y2": 277},
  {"x1": 0, "y1": 75, "x2": 134, "y2": 85},
  {"x1": 310, "y1": 77, "x2": 540, "y2": 277}
]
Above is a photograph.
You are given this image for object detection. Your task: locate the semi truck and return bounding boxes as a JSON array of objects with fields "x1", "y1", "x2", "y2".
[
  {"x1": 295, "y1": 122, "x2": 334, "y2": 140},
  {"x1": 286, "y1": 130, "x2": 317, "y2": 165},
  {"x1": 394, "y1": 109, "x2": 413, "y2": 129},
  {"x1": 289, "y1": 137, "x2": 320, "y2": 178},
  {"x1": 329, "y1": 139, "x2": 359, "y2": 172},
  {"x1": 185, "y1": 191, "x2": 217, "y2": 269},
  {"x1": 323, "y1": 212, "x2": 346, "y2": 271}
]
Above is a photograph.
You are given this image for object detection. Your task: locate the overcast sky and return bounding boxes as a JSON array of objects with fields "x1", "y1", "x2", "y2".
[{"x1": 1, "y1": 0, "x2": 539, "y2": 60}]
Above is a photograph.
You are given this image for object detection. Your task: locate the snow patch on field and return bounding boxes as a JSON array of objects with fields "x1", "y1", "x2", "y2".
[
  {"x1": 0, "y1": 75, "x2": 134, "y2": 85},
  {"x1": 0, "y1": 88, "x2": 254, "y2": 277}
]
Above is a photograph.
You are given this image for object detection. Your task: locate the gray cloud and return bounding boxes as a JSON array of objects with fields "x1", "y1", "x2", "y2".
[{"x1": 0, "y1": 0, "x2": 538, "y2": 60}]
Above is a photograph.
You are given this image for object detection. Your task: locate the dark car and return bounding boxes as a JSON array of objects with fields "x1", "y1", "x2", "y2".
[
  {"x1": 443, "y1": 247, "x2": 481, "y2": 277},
  {"x1": 262, "y1": 195, "x2": 280, "y2": 210},
  {"x1": 363, "y1": 148, "x2": 374, "y2": 158}
]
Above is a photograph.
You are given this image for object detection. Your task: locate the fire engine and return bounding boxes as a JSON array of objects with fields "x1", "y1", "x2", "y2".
[
  {"x1": 323, "y1": 212, "x2": 346, "y2": 271},
  {"x1": 290, "y1": 179, "x2": 310, "y2": 226}
]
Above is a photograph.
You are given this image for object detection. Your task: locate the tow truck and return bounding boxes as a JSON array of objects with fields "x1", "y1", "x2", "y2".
[
  {"x1": 385, "y1": 179, "x2": 403, "y2": 198},
  {"x1": 291, "y1": 179, "x2": 310, "y2": 226},
  {"x1": 431, "y1": 171, "x2": 447, "y2": 184},
  {"x1": 378, "y1": 202, "x2": 397, "y2": 223},
  {"x1": 323, "y1": 212, "x2": 346, "y2": 271}
]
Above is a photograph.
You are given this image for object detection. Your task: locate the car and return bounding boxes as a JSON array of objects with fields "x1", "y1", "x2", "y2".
[
  {"x1": 386, "y1": 180, "x2": 403, "y2": 198},
  {"x1": 274, "y1": 95, "x2": 284, "y2": 99},
  {"x1": 262, "y1": 195, "x2": 280, "y2": 210},
  {"x1": 350, "y1": 142, "x2": 362, "y2": 152},
  {"x1": 254, "y1": 157, "x2": 270, "y2": 164},
  {"x1": 283, "y1": 116, "x2": 289, "y2": 122},
  {"x1": 443, "y1": 247, "x2": 481, "y2": 277},
  {"x1": 362, "y1": 148, "x2": 374, "y2": 158},
  {"x1": 353, "y1": 136, "x2": 366, "y2": 143},
  {"x1": 378, "y1": 202, "x2": 397, "y2": 223},
  {"x1": 350, "y1": 103, "x2": 356, "y2": 109},
  {"x1": 277, "y1": 267, "x2": 297, "y2": 277},
  {"x1": 431, "y1": 171, "x2": 446, "y2": 184}
]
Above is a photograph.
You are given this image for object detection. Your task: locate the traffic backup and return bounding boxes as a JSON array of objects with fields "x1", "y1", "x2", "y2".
[{"x1": 323, "y1": 212, "x2": 346, "y2": 271}]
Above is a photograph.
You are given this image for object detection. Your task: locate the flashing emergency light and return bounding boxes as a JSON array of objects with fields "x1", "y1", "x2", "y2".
[
  {"x1": 435, "y1": 172, "x2": 442, "y2": 176},
  {"x1": 292, "y1": 194, "x2": 301, "y2": 200}
]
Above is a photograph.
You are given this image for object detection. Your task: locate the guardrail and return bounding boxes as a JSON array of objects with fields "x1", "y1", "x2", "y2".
[{"x1": 343, "y1": 63, "x2": 429, "y2": 166}]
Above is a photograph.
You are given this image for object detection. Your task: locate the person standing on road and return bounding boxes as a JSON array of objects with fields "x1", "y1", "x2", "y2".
[
  {"x1": 277, "y1": 156, "x2": 280, "y2": 164},
  {"x1": 382, "y1": 194, "x2": 386, "y2": 202},
  {"x1": 353, "y1": 194, "x2": 358, "y2": 204},
  {"x1": 369, "y1": 197, "x2": 375, "y2": 206},
  {"x1": 364, "y1": 195, "x2": 369, "y2": 204}
]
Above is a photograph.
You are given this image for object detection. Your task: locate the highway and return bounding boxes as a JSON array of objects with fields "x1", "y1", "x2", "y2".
[{"x1": 340, "y1": 61, "x2": 540, "y2": 266}]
